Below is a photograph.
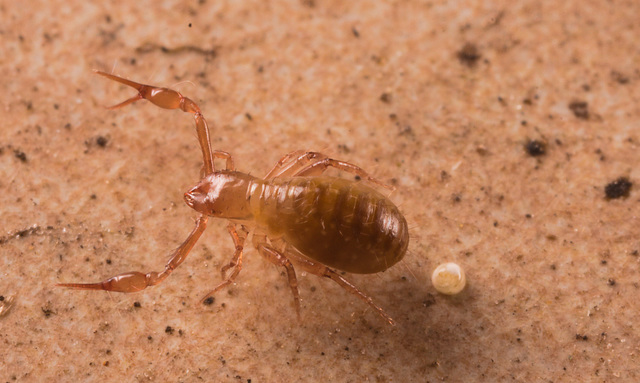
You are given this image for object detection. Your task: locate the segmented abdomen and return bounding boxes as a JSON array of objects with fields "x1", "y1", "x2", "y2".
[{"x1": 251, "y1": 176, "x2": 408, "y2": 274}]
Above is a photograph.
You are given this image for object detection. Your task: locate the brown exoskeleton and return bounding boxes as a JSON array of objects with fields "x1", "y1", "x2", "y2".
[{"x1": 58, "y1": 71, "x2": 409, "y2": 324}]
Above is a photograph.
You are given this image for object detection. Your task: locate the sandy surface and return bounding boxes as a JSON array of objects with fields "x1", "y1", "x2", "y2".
[{"x1": 1, "y1": 0, "x2": 639, "y2": 381}]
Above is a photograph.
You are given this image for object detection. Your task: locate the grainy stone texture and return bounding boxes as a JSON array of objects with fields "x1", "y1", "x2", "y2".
[{"x1": 1, "y1": 0, "x2": 639, "y2": 381}]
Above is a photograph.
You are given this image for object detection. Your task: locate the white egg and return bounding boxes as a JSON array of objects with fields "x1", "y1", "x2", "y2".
[{"x1": 432, "y1": 262, "x2": 466, "y2": 295}]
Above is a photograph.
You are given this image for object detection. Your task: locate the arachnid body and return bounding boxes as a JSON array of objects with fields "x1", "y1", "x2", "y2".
[{"x1": 58, "y1": 71, "x2": 409, "y2": 324}]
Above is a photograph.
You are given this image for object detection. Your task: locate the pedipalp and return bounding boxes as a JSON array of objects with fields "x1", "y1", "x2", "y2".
[
  {"x1": 94, "y1": 70, "x2": 216, "y2": 175},
  {"x1": 57, "y1": 216, "x2": 208, "y2": 292}
]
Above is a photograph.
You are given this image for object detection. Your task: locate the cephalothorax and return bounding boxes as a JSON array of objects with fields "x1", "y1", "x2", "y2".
[{"x1": 58, "y1": 71, "x2": 409, "y2": 324}]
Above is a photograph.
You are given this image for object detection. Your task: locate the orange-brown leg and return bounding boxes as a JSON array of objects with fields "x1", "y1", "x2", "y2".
[
  {"x1": 212, "y1": 150, "x2": 235, "y2": 171},
  {"x1": 199, "y1": 150, "x2": 235, "y2": 178},
  {"x1": 285, "y1": 247, "x2": 395, "y2": 325},
  {"x1": 264, "y1": 151, "x2": 392, "y2": 190},
  {"x1": 94, "y1": 70, "x2": 216, "y2": 175},
  {"x1": 199, "y1": 223, "x2": 246, "y2": 303},
  {"x1": 263, "y1": 150, "x2": 308, "y2": 179},
  {"x1": 57, "y1": 216, "x2": 208, "y2": 292},
  {"x1": 252, "y1": 234, "x2": 301, "y2": 318}
]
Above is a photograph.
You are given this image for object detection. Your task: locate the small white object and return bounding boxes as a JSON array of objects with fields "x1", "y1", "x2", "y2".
[{"x1": 432, "y1": 262, "x2": 466, "y2": 295}]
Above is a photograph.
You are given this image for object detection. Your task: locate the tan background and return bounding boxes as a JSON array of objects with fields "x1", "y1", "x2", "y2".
[{"x1": 1, "y1": 0, "x2": 639, "y2": 381}]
